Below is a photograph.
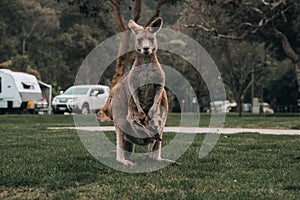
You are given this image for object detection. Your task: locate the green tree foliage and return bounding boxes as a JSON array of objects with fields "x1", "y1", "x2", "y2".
[
  {"x1": 219, "y1": 41, "x2": 267, "y2": 116},
  {"x1": 265, "y1": 67, "x2": 298, "y2": 105},
  {"x1": 180, "y1": 0, "x2": 300, "y2": 109},
  {"x1": 0, "y1": 0, "x2": 113, "y2": 93},
  {"x1": 2, "y1": 0, "x2": 299, "y2": 111},
  {"x1": 184, "y1": 0, "x2": 300, "y2": 95},
  {"x1": 0, "y1": 0, "x2": 184, "y2": 94},
  {"x1": 0, "y1": 0, "x2": 25, "y2": 61}
]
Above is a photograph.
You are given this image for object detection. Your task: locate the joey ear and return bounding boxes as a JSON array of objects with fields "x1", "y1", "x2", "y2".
[
  {"x1": 148, "y1": 17, "x2": 163, "y2": 34},
  {"x1": 128, "y1": 20, "x2": 143, "y2": 34}
]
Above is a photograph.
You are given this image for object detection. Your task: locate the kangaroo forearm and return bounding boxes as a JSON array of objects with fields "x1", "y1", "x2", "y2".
[{"x1": 153, "y1": 86, "x2": 164, "y2": 106}]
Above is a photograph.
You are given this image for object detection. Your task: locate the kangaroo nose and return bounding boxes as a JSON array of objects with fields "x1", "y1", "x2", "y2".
[{"x1": 143, "y1": 47, "x2": 149, "y2": 52}]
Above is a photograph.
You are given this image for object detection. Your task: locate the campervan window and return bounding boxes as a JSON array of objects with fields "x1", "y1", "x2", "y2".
[
  {"x1": 22, "y1": 82, "x2": 34, "y2": 90},
  {"x1": 0, "y1": 77, "x2": 1, "y2": 93}
]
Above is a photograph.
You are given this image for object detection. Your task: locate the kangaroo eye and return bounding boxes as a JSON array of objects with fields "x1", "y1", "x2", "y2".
[
  {"x1": 137, "y1": 38, "x2": 143, "y2": 43},
  {"x1": 149, "y1": 38, "x2": 154, "y2": 43}
]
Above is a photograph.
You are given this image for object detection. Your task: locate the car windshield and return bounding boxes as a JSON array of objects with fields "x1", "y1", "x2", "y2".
[{"x1": 64, "y1": 87, "x2": 89, "y2": 95}]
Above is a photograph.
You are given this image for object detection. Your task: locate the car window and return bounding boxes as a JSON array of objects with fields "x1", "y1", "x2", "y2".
[
  {"x1": 64, "y1": 87, "x2": 89, "y2": 95},
  {"x1": 98, "y1": 89, "x2": 105, "y2": 95},
  {"x1": 90, "y1": 88, "x2": 104, "y2": 96}
]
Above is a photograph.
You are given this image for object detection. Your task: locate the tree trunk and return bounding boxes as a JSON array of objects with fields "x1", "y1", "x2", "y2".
[
  {"x1": 109, "y1": 0, "x2": 165, "y2": 87},
  {"x1": 272, "y1": 28, "x2": 300, "y2": 92},
  {"x1": 236, "y1": 95, "x2": 244, "y2": 117},
  {"x1": 111, "y1": 31, "x2": 133, "y2": 87},
  {"x1": 22, "y1": 39, "x2": 26, "y2": 55},
  {"x1": 295, "y1": 60, "x2": 300, "y2": 93}
]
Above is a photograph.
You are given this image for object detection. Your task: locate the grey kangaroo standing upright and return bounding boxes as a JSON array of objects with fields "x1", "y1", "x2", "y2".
[{"x1": 107, "y1": 18, "x2": 174, "y2": 166}]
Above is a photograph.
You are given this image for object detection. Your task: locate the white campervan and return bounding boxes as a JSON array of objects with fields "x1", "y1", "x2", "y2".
[{"x1": 0, "y1": 69, "x2": 43, "y2": 113}]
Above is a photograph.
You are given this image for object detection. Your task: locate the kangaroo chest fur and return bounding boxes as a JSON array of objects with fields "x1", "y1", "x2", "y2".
[{"x1": 128, "y1": 55, "x2": 165, "y2": 113}]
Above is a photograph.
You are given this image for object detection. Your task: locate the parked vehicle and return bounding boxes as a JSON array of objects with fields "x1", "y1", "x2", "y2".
[
  {"x1": 52, "y1": 85, "x2": 109, "y2": 114},
  {"x1": 0, "y1": 69, "x2": 48, "y2": 114},
  {"x1": 242, "y1": 103, "x2": 252, "y2": 112},
  {"x1": 260, "y1": 102, "x2": 274, "y2": 114},
  {"x1": 34, "y1": 97, "x2": 49, "y2": 114},
  {"x1": 210, "y1": 100, "x2": 237, "y2": 113},
  {"x1": 242, "y1": 102, "x2": 274, "y2": 113}
]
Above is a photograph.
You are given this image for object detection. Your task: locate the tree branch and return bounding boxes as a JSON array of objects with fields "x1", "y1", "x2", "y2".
[
  {"x1": 184, "y1": 1, "x2": 296, "y2": 41},
  {"x1": 260, "y1": 0, "x2": 289, "y2": 9},
  {"x1": 183, "y1": 24, "x2": 248, "y2": 40},
  {"x1": 260, "y1": 0, "x2": 271, "y2": 6},
  {"x1": 239, "y1": 2, "x2": 295, "y2": 30},
  {"x1": 110, "y1": 0, "x2": 126, "y2": 31},
  {"x1": 242, "y1": 79, "x2": 254, "y2": 99},
  {"x1": 133, "y1": 0, "x2": 141, "y2": 22},
  {"x1": 272, "y1": 27, "x2": 300, "y2": 63}
]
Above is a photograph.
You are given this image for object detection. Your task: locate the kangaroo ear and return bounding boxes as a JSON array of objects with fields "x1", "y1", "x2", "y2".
[
  {"x1": 128, "y1": 20, "x2": 143, "y2": 34},
  {"x1": 148, "y1": 17, "x2": 163, "y2": 34}
]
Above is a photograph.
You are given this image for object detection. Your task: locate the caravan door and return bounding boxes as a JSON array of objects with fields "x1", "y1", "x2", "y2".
[{"x1": 0, "y1": 73, "x2": 22, "y2": 109}]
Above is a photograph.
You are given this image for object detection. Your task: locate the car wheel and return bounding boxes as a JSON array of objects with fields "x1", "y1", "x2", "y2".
[
  {"x1": 81, "y1": 103, "x2": 89, "y2": 115},
  {"x1": 53, "y1": 109, "x2": 63, "y2": 114}
]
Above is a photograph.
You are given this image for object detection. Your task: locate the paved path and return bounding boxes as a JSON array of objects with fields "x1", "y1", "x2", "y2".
[{"x1": 49, "y1": 126, "x2": 300, "y2": 135}]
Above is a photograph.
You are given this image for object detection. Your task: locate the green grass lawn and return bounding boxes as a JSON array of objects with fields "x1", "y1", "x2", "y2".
[{"x1": 0, "y1": 114, "x2": 300, "y2": 199}]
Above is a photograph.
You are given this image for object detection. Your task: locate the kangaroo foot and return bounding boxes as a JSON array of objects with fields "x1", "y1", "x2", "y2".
[{"x1": 117, "y1": 159, "x2": 136, "y2": 166}]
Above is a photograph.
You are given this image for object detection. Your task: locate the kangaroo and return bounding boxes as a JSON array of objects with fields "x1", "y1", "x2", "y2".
[{"x1": 101, "y1": 18, "x2": 173, "y2": 166}]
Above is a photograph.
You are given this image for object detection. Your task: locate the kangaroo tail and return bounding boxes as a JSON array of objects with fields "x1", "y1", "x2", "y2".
[{"x1": 97, "y1": 96, "x2": 113, "y2": 122}]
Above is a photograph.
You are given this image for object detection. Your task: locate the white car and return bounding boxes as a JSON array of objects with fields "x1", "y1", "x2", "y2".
[
  {"x1": 52, "y1": 85, "x2": 109, "y2": 114},
  {"x1": 210, "y1": 100, "x2": 237, "y2": 113},
  {"x1": 260, "y1": 102, "x2": 274, "y2": 114}
]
